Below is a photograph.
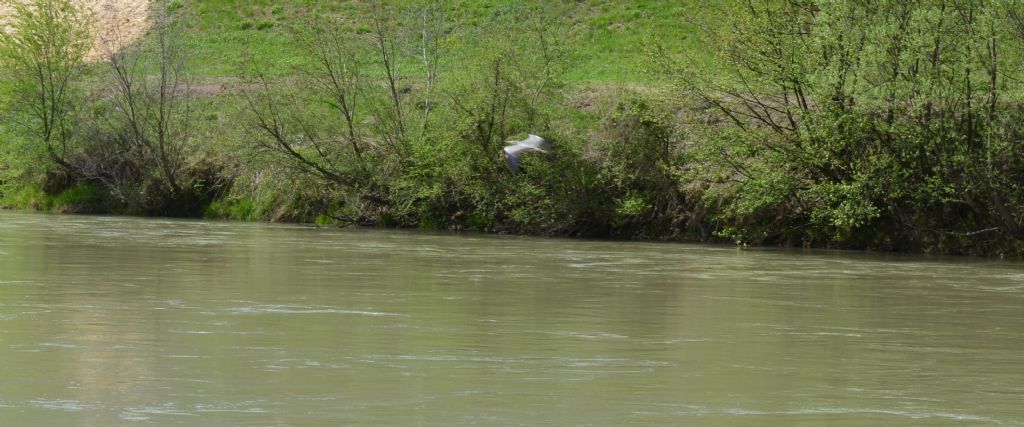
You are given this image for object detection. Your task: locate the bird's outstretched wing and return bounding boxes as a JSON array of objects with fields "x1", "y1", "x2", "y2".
[
  {"x1": 520, "y1": 134, "x2": 550, "y2": 152},
  {"x1": 503, "y1": 146, "x2": 522, "y2": 173},
  {"x1": 502, "y1": 134, "x2": 550, "y2": 173}
]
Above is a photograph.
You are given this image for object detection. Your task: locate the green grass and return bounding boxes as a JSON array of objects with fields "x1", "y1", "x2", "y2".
[
  {"x1": 203, "y1": 197, "x2": 256, "y2": 220},
  {"x1": 0, "y1": 185, "x2": 48, "y2": 210},
  {"x1": 50, "y1": 182, "x2": 107, "y2": 211},
  {"x1": 169, "y1": 0, "x2": 715, "y2": 163},
  {"x1": 0, "y1": 181, "x2": 109, "y2": 212},
  {"x1": 565, "y1": 1, "x2": 706, "y2": 82},
  {"x1": 174, "y1": 0, "x2": 711, "y2": 83}
]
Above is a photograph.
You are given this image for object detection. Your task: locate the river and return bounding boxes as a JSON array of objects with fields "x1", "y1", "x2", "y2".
[{"x1": 1, "y1": 211, "x2": 1022, "y2": 425}]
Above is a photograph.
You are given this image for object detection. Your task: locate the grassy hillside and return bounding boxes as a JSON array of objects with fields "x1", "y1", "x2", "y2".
[
  {"x1": 165, "y1": 0, "x2": 710, "y2": 223},
  {"x1": 177, "y1": 0, "x2": 705, "y2": 82},
  {"x1": 3, "y1": 0, "x2": 710, "y2": 218}
]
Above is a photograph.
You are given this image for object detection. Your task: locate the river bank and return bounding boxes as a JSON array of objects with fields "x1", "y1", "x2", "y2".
[{"x1": 4, "y1": 1, "x2": 1024, "y2": 257}]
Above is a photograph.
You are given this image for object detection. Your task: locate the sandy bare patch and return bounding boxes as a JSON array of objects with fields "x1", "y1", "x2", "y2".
[{"x1": 1, "y1": 0, "x2": 151, "y2": 60}]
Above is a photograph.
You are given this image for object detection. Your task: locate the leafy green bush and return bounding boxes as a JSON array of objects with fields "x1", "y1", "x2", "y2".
[{"x1": 670, "y1": 1, "x2": 1024, "y2": 254}]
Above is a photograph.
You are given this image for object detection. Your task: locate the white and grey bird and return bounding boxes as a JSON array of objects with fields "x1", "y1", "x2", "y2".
[{"x1": 503, "y1": 134, "x2": 551, "y2": 173}]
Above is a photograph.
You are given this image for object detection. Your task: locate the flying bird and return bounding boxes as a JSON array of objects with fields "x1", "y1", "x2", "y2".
[{"x1": 503, "y1": 134, "x2": 550, "y2": 173}]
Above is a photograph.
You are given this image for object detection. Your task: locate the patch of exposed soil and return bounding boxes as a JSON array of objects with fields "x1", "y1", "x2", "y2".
[{"x1": 1, "y1": 0, "x2": 150, "y2": 60}]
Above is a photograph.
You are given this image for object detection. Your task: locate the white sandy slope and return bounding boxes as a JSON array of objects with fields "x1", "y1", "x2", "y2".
[{"x1": 1, "y1": 0, "x2": 150, "y2": 60}]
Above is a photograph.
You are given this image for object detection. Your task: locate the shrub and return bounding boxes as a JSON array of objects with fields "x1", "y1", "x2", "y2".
[{"x1": 669, "y1": 1, "x2": 1024, "y2": 254}]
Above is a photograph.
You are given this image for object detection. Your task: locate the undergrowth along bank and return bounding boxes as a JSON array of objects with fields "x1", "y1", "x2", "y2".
[{"x1": 3, "y1": 0, "x2": 1024, "y2": 256}]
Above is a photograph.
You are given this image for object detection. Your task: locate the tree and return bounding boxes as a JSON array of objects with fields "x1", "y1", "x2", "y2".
[
  {"x1": 86, "y1": 6, "x2": 192, "y2": 207},
  {"x1": 0, "y1": 0, "x2": 92, "y2": 175},
  {"x1": 238, "y1": 4, "x2": 446, "y2": 208}
]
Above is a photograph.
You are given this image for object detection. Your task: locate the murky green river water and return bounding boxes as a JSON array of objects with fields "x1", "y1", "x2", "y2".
[{"x1": 1, "y1": 211, "x2": 1023, "y2": 426}]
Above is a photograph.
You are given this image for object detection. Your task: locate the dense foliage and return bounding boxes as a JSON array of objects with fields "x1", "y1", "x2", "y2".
[
  {"x1": 670, "y1": 0, "x2": 1024, "y2": 254},
  {"x1": 3, "y1": 0, "x2": 1024, "y2": 255}
]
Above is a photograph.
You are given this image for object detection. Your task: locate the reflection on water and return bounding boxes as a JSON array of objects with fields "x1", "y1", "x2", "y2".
[{"x1": 1, "y1": 211, "x2": 1023, "y2": 425}]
